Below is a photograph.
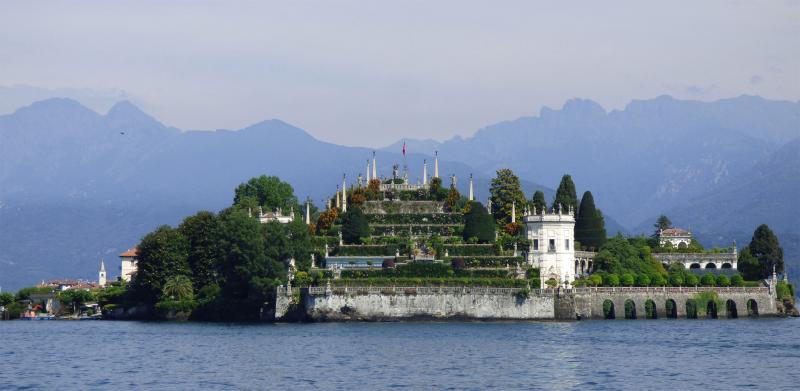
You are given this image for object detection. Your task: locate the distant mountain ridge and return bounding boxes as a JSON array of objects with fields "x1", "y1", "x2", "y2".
[
  {"x1": 0, "y1": 98, "x2": 550, "y2": 290},
  {"x1": 1, "y1": 95, "x2": 797, "y2": 290}
]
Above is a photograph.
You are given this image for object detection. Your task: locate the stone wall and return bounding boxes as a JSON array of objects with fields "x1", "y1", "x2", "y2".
[{"x1": 274, "y1": 286, "x2": 778, "y2": 322}]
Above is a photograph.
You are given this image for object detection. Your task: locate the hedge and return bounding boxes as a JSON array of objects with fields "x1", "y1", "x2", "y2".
[
  {"x1": 340, "y1": 264, "x2": 515, "y2": 279},
  {"x1": 371, "y1": 225, "x2": 463, "y2": 237},
  {"x1": 444, "y1": 244, "x2": 498, "y2": 256},
  {"x1": 330, "y1": 277, "x2": 531, "y2": 288},
  {"x1": 445, "y1": 256, "x2": 525, "y2": 267},
  {"x1": 366, "y1": 213, "x2": 463, "y2": 225},
  {"x1": 334, "y1": 245, "x2": 400, "y2": 256}
]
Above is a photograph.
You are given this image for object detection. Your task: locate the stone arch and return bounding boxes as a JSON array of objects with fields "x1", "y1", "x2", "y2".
[
  {"x1": 678, "y1": 242, "x2": 688, "y2": 249},
  {"x1": 603, "y1": 299, "x2": 615, "y2": 319},
  {"x1": 726, "y1": 299, "x2": 738, "y2": 319},
  {"x1": 645, "y1": 299, "x2": 657, "y2": 319},
  {"x1": 574, "y1": 260, "x2": 579, "y2": 276},
  {"x1": 686, "y1": 299, "x2": 698, "y2": 319},
  {"x1": 721, "y1": 263, "x2": 732, "y2": 269},
  {"x1": 705, "y1": 263, "x2": 717, "y2": 269},
  {"x1": 706, "y1": 301, "x2": 718, "y2": 319},
  {"x1": 624, "y1": 299, "x2": 637, "y2": 319},
  {"x1": 747, "y1": 299, "x2": 759, "y2": 317},
  {"x1": 665, "y1": 299, "x2": 677, "y2": 319},
  {"x1": 690, "y1": 263, "x2": 701, "y2": 269},
  {"x1": 580, "y1": 260, "x2": 586, "y2": 275}
]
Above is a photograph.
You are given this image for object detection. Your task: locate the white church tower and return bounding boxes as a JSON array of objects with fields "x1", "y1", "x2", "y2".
[
  {"x1": 98, "y1": 259, "x2": 107, "y2": 287},
  {"x1": 523, "y1": 204, "x2": 576, "y2": 288}
]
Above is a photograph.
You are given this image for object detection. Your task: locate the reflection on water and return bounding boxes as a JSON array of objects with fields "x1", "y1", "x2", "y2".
[{"x1": 1, "y1": 319, "x2": 798, "y2": 390}]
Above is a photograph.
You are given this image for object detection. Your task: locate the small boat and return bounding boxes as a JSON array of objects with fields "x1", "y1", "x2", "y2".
[{"x1": 20, "y1": 309, "x2": 56, "y2": 320}]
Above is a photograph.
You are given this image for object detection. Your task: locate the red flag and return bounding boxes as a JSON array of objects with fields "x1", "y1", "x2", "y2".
[{"x1": 402, "y1": 141, "x2": 406, "y2": 156}]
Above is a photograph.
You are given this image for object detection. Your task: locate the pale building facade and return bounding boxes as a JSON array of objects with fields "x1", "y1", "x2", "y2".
[
  {"x1": 119, "y1": 247, "x2": 139, "y2": 282},
  {"x1": 523, "y1": 206, "x2": 576, "y2": 288},
  {"x1": 659, "y1": 228, "x2": 692, "y2": 248}
]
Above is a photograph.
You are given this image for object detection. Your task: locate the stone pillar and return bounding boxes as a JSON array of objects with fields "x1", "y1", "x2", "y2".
[
  {"x1": 468, "y1": 174, "x2": 474, "y2": 201},
  {"x1": 434, "y1": 151, "x2": 439, "y2": 178},
  {"x1": 341, "y1": 175, "x2": 347, "y2": 213},
  {"x1": 423, "y1": 159, "x2": 428, "y2": 185},
  {"x1": 372, "y1": 151, "x2": 377, "y2": 179}
]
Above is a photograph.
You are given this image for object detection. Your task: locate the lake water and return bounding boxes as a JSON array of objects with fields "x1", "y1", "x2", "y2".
[{"x1": 1, "y1": 319, "x2": 799, "y2": 390}]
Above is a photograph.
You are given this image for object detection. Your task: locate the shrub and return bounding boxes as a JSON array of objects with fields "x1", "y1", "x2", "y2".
[
  {"x1": 716, "y1": 275, "x2": 730, "y2": 287},
  {"x1": 545, "y1": 278, "x2": 558, "y2": 288},
  {"x1": 730, "y1": 274, "x2": 744, "y2": 287},
  {"x1": 700, "y1": 273, "x2": 716, "y2": 287},
  {"x1": 650, "y1": 274, "x2": 667, "y2": 286},
  {"x1": 685, "y1": 273, "x2": 700, "y2": 286},
  {"x1": 382, "y1": 259, "x2": 396, "y2": 269},
  {"x1": 451, "y1": 258, "x2": 466, "y2": 270},
  {"x1": 667, "y1": 273, "x2": 683, "y2": 286},
  {"x1": 621, "y1": 273, "x2": 635, "y2": 286},
  {"x1": 604, "y1": 273, "x2": 620, "y2": 287}
]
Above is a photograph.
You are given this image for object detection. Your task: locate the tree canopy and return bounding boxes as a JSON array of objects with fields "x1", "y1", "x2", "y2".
[
  {"x1": 489, "y1": 169, "x2": 527, "y2": 224},
  {"x1": 652, "y1": 215, "x2": 672, "y2": 237},
  {"x1": 574, "y1": 191, "x2": 607, "y2": 250},
  {"x1": 178, "y1": 211, "x2": 222, "y2": 290},
  {"x1": 748, "y1": 224, "x2": 784, "y2": 278},
  {"x1": 530, "y1": 190, "x2": 546, "y2": 214},
  {"x1": 463, "y1": 201, "x2": 495, "y2": 243},
  {"x1": 341, "y1": 207, "x2": 370, "y2": 244},
  {"x1": 233, "y1": 175, "x2": 298, "y2": 212},
  {"x1": 552, "y1": 174, "x2": 577, "y2": 214},
  {"x1": 132, "y1": 225, "x2": 190, "y2": 306}
]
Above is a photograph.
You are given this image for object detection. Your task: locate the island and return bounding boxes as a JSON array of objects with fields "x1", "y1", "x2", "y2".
[{"x1": 1, "y1": 154, "x2": 796, "y2": 321}]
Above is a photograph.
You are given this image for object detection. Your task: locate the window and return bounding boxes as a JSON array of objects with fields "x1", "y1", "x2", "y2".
[
  {"x1": 533, "y1": 239, "x2": 539, "y2": 251},
  {"x1": 565, "y1": 239, "x2": 570, "y2": 250},
  {"x1": 548, "y1": 239, "x2": 556, "y2": 252}
]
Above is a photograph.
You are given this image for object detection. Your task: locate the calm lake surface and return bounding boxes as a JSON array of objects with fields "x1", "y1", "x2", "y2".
[{"x1": 2, "y1": 319, "x2": 799, "y2": 390}]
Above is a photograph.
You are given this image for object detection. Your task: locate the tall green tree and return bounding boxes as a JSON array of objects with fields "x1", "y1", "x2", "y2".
[
  {"x1": 574, "y1": 191, "x2": 607, "y2": 250},
  {"x1": 552, "y1": 174, "x2": 578, "y2": 214},
  {"x1": 341, "y1": 207, "x2": 370, "y2": 244},
  {"x1": 233, "y1": 175, "x2": 299, "y2": 212},
  {"x1": 162, "y1": 275, "x2": 194, "y2": 301},
  {"x1": 462, "y1": 201, "x2": 495, "y2": 243},
  {"x1": 132, "y1": 225, "x2": 191, "y2": 306},
  {"x1": 652, "y1": 215, "x2": 672, "y2": 237},
  {"x1": 748, "y1": 224, "x2": 784, "y2": 278},
  {"x1": 737, "y1": 246, "x2": 761, "y2": 280},
  {"x1": 262, "y1": 219, "x2": 313, "y2": 271},
  {"x1": 444, "y1": 183, "x2": 461, "y2": 212},
  {"x1": 530, "y1": 190, "x2": 547, "y2": 214},
  {"x1": 489, "y1": 169, "x2": 527, "y2": 224},
  {"x1": 178, "y1": 211, "x2": 222, "y2": 291},
  {"x1": 217, "y1": 208, "x2": 284, "y2": 318}
]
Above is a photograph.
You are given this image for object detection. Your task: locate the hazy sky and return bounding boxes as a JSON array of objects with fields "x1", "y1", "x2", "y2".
[{"x1": 1, "y1": 1, "x2": 798, "y2": 146}]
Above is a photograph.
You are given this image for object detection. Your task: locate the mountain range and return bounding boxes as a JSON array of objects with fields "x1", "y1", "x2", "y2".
[{"x1": 0, "y1": 95, "x2": 797, "y2": 290}]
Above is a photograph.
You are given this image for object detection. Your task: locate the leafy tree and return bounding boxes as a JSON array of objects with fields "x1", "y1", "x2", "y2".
[
  {"x1": 315, "y1": 208, "x2": 339, "y2": 234},
  {"x1": 716, "y1": 275, "x2": 730, "y2": 287},
  {"x1": 263, "y1": 219, "x2": 312, "y2": 270},
  {"x1": 217, "y1": 208, "x2": 284, "y2": 318},
  {"x1": 551, "y1": 174, "x2": 578, "y2": 214},
  {"x1": 233, "y1": 175, "x2": 298, "y2": 212},
  {"x1": 652, "y1": 215, "x2": 672, "y2": 237},
  {"x1": 489, "y1": 169, "x2": 527, "y2": 224},
  {"x1": 604, "y1": 273, "x2": 620, "y2": 287},
  {"x1": 162, "y1": 275, "x2": 194, "y2": 301},
  {"x1": 737, "y1": 246, "x2": 760, "y2": 280},
  {"x1": 731, "y1": 274, "x2": 744, "y2": 287},
  {"x1": 462, "y1": 201, "x2": 495, "y2": 243},
  {"x1": 638, "y1": 273, "x2": 653, "y2": 286},
  {"x1": 178, "y1": 211, "x2": 222, "y2": 291},
  {"x1": 685, "y1": 273, "x2": 700, "y2": 286},
  {"x1": 530, "y1": 191, "x2": 547, "y2": 214},
  {"x1": 650, "y1": 274, "x2": 667, "y2": 286},
  {"x1": 58, "y1": 289, "x2": 95, "y2": 314},
  {"x1": 574, "y1": 191, "x2": 607, "y2": 250},
  {"x1": 700, "y1": 273, "x2": 716, "y2": 287},
  {"x1": 0, "y1": 292, "x2": 14, "y2": 306},
  {"x1": 748, "y1": 224, "x2": 784, "y2": 278},
  {"x1": 341, "y1": 207, "x2": 370, "y2": 244},
  {"x1": 592, "y1": 236, "x2": 665, "y2": 277},
  {"x1": 445, "y1": 184, "x2": 461, "y2": 212},
  {"x1": 429, "y1": 177, "x2": 447, "y2": 201},
  {"x1": 132, "y1": 225, "x2": 190, "y2": 306},
  {"x1": 348, "y1": 187, "x2": 367, "y2": 206}
]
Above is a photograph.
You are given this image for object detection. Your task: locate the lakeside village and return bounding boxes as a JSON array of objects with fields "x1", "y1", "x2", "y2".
[{"x1": 1, "y1": 153, "x2": 796, "y2": 321}]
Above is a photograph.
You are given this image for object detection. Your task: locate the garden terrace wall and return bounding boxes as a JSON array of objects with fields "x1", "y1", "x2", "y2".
[
  {"x1": 366, "y1": 213, "x2": 463, "y2": 225},
  {"x1": 362, "y1": 201, "x2": 445, "y2": 214},
  {"x1": 446, "y1": 256, "x2": 525, "y2": 267},
  {"x1": 444, "y1": 244, "x2": 498, "y2": 256}
]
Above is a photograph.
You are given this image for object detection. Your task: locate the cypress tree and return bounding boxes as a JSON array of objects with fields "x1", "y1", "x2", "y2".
[
  {"x1": 552, "y1": 174, "x2": 578, "y2": 214},
  {"x1": 748, "y1": 224, "x2": 784, "y2": 278},
  {"x1": 652, "y1": 215, "x2": 672, "y2": 237},
  {"x1": 574, "y1": 191, "x2": 607, "y2": 251},
  {"x1": 462, "y1": 201, "x2": 495, "y2": 243},
  {"x1": 530, "y1": 191, "x2": 547, "y2": 214}
]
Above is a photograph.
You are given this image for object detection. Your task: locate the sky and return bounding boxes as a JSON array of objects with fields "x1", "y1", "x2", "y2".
[{"x1": 1, "y1": 0, "x2": 798, "y2": 147}]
